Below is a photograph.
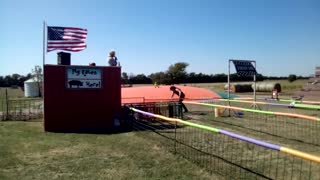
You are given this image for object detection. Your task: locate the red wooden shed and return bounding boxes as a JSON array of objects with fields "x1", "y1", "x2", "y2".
[{"x1": 44, "y1": 65, "x2": 121, "y2": 133}]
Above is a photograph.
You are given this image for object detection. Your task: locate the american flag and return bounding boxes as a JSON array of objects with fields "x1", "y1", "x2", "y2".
[{"x1": 47, "y1": 26, "x2": 87, "y2": 52}]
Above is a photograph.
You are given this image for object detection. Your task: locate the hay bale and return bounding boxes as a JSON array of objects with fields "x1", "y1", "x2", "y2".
[
  {"x1": 225, "y1": 82, "x2": 281, "y2": 93},
  {"x1": 224, "y1": 83, "x2": 253, "y2": 92},
  {"x1": 252, "y1": 82, "x2": 281, "y2": 92}
]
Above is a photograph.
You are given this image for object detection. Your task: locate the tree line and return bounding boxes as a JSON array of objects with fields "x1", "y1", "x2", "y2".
[
  {"x1": 0, "y1": 73, "x2": 32, "y2": 87},
  {"x1": 0, "y1": 66, "x2": 42, "y2": 89},
  {"x1": 0, "y1": 63, "x2": 307, "y2": 87},
  {"x1": 122, "y1": 62, "x2": 307, "y2": 85}
]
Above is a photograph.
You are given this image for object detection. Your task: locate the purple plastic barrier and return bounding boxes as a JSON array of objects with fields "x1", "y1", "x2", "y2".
[
  {"x1": 132, "y1": 108, "x2": 156, "y2": 117},
  {"x1": 219, "y1": 130, "x2": 281, "y2": 151}
]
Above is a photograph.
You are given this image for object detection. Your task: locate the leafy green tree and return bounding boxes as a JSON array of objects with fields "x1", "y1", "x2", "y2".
[
  {"x1": 129, "y1": 74, "x2": 152, "y2": 84},
  {"x1": 11, "y1": 74, "x2": 21, "y2": 85},
  {"x1": 4, "y1": 75, "x2": 12, "y2": 87},
  {"x1": 288, "y1": 74, "x2": 297, "y2": 82},
  {"x1": 212, "y1": 73, "x2": 227, "y2": 82},
  {"x1": 32, "y1": 66, "x2": 43, "y2": 97},
  {"x1": 166, "y1": 62, "x2": 189, "y2": 84},
  {"x1": 18, "y1": 73, "x2": 32, "y2": 88},
  {"x1": 121, "y1": 72, "x2": 129, "y2": 84},
  {"x1": 148, "y1": 72, "x2": 169, "y2": 84},
  {"x1": 0, "y1": 76, "x2": 4, "y2": 87}
]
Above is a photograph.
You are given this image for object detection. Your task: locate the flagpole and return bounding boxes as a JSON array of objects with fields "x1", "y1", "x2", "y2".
[
  {"x1": 42, "y1": 21, "x2": 46, "y2": 117},
  {"x1": 43, "y1": 21, "x2": 46, "y2": 66}
]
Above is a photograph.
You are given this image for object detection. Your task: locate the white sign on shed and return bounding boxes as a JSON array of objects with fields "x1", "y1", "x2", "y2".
[{"x1": 66, "y1": 67, "x2": 102, "y2": 89}]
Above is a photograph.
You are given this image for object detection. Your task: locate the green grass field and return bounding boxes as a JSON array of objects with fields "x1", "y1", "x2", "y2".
[
  {"x1": 0, "y1": 80, "x2": 318, "y2": 179},
  {"x1": 0, "y1": 121, "x2": 217, "y2": 180},
  {"x1": 0, "y1": 87, "x2": 24, "y2": 99},
  {"x1": 187, "y1": 79, "x2": 308, "y2": 94},
  {"x1": 131, "y1": 104, "x2": 320, "y2": 179},
  {"x1": 0, "y1": 88, "x2": 42, "y2": 115},
  {"x1": 186, "y1": 103, "x2": 320, "y2": 153}
]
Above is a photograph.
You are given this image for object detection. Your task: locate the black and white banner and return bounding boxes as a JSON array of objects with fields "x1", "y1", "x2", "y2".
[
  {"x1": 232, "y1": 60, "x2": 257, "y2": 76},
  {"x1": 66, "y1": 67, "x2": 102, "y2": 89}
]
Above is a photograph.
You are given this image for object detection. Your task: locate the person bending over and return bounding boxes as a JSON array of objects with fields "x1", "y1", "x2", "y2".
[{"x1": 170, "y1": 86, "x2": 189, "y2": 112}]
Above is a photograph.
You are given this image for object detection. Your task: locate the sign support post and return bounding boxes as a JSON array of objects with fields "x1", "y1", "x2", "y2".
[{"x1": 228, "y1": 59, "x2": 259, "y2": 112}]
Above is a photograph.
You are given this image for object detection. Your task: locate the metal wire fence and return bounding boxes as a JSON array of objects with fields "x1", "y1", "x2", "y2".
[
  {"x1": 0, "y1": 98, "x2": 43, "y2": 121},
  {"x1": 191, "y1": 100, "x2": 320, "y2": 146},
  {"x1": 215, "y1": 100, "x2": 320, "y2": 117},
  {"x1": 133, "y1": 103, "x2": 320, "y2": 179},
  {"x1": 131, "y1": 104, "x2": 320, "y2": 180},
  {"x1": 124, "y1": 102, "x2": 183, "y2": 119}
]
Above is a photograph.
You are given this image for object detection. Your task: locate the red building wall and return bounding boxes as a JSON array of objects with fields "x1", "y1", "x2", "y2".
[{"x1": 44, "y1": 65, "x2": 121, "y2": 132}]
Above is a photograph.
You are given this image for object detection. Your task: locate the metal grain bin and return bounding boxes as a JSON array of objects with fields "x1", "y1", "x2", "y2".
[{"x1": 24, "y1": 79, "x2": 39, "y2": 97}]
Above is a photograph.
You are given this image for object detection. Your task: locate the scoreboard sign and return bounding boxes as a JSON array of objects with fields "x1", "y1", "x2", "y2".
[
  {"x1": 66, "y1": 67, "x2": 102, "y2": 89},
  {"x1": 232, "y1": 60, "x2": 257, "y2": 76}
]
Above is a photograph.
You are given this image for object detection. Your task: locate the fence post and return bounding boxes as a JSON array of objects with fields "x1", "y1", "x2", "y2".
[
  {"x1": 179, "y1": 103, "x2": 183, "y2": 119},
  {"x1": 5, "y1": 88, "x2": 9, "y2": 120},
  {"x1": 174, "y1": 120, "x2": 177, "y2": 154}
]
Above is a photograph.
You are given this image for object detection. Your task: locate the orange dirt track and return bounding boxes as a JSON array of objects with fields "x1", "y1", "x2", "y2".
[{"x1": 121, "y1": 85, "x2": 221, "y2": 104}]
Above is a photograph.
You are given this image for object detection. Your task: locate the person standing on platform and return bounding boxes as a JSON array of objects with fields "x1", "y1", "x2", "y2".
[
  {"x1": 170, "y1": 86, "x2": 189, "y2": 112},
  {"x1": 108, "y1": 50, "x2": 119, "y2": 66}
]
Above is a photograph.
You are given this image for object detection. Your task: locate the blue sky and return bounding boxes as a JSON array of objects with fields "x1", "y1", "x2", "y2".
[{"x1": 1, "y1": 0, "x2": 319, "y2": 76}]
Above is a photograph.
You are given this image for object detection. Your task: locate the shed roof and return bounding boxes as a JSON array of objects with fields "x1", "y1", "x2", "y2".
[{"x1": 25, "y1": 78, "x2": 40, "y2": 83}]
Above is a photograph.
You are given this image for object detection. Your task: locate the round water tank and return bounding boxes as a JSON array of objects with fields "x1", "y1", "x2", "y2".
[{"x1": 24, "y1": 79, "x2": 39, "y2": 97}]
